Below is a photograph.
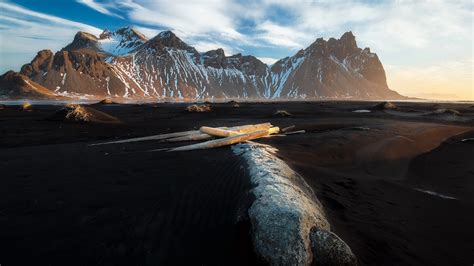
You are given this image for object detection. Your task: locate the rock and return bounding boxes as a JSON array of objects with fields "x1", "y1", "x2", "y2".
[
  {"x1": 371, "y1": 101, "x2": 397, "y2": 111},
  {"x1": 228, "y1": 100, "x2": 240, "y2": 107},
  {"x1": 273, "y1": 110, "x2": 292, "y2": 117},
  {"x1": 233, "y1": 143, "x2": 330, "y2": 266},
  {"x1": 431, "y1": 108, "x2": 462, "y2": 116},
  {"x1": 310, "y1": 229, "x2": 358, "y2": 266}
]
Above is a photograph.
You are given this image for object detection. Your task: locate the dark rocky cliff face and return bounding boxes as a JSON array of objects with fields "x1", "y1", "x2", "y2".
[{"x1": 1, "y1": 28, "x2": 404, "y2": 100}]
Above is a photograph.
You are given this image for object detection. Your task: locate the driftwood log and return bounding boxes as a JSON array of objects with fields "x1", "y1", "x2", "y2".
[
  {"x1": 92, "y1": 123, "x2": 274, "y2": 146},
  {"x1": 167, "y1": 127, "x2": 280, "y2": 152},
  {"x1": 200, "y1": 123, "x2": 272, "y2": 137},
  {"x1": 90, "y1": 130, "x2": 200, "y2": 146}
]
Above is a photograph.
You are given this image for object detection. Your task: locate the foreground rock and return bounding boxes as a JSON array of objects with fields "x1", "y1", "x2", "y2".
[
  {"x1": 310, "y1": 229, "x2": 357, "y2": 266},
  {"x1": 233, "y1": 143, "x2": 354, "y2": 265}
]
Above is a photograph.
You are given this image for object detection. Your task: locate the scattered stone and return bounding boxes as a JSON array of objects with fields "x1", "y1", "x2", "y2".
[
  {"x1": 228, "y1": 100, "x2": 240, "y2": 107},
  {"x1": 431, "y1": 108, "x2": 462, "y2": 116},
  {"x1": 97, "y1": 98, "x2": 118, "y2": 104},
  {"x1": 371, "y1": 101, "x2": 397, "y2": 111},
  {"x1": 310, "y1": 229, "x2": 358, "y2": 266},
  {"x1": 273, "y1": 110, "x2": 292, "y2": 117},
  {"x1": 186, "y1": 104, "x2": 211, "y2": 113}
]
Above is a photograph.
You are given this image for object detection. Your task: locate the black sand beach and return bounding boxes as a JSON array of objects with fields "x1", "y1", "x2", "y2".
[{"x1": 1, "y1": 101, "x2": 473, "y2": 265}]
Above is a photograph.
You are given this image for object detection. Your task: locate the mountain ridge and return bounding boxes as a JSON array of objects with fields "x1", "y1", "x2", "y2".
[{"x1": 0, "y1": 27, "x2": 405, "y2": 101}]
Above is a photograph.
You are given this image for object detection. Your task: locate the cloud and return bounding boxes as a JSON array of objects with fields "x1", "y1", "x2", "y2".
[
  {"x1": 255, "y1": 21, "x2": 305, "y2": 48},
  {"x1": 76, "y1": 0, "x2": 123, "y2": 18},
  {"x1": 0, "y1": 1, "x2": 102, "y2": 73},
  {"x1": 257, "y1": 57, "x2": 278, "y2": 65}
]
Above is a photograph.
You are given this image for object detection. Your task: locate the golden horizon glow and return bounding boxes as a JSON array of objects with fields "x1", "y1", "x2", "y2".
[{"x1": 386, "y1": 60, "x2": 473, "y2": 101}]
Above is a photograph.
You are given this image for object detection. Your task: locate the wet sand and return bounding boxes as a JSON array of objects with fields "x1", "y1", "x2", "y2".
[{"x1": 1, "y1": 101, "x2": 473, "y2": 265}]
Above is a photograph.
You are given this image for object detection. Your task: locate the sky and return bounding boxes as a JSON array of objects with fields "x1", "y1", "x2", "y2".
[{"x1": 0, "y1": 0, "x2": 472, "y2": 100}]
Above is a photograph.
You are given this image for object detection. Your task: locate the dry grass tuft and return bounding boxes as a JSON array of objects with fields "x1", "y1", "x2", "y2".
[
  {"x1": 65, "y1": 104, "x2": 92, "y2": 121},
  {"x1": 186, "y1": 104, "x2": 211, "y2": 113},
  {"x1": 273, "y1": 110, "x2": 292, "y2": 117},
  {"x1": 21, "y1": 102, "x2": 33, "y2": 111}
]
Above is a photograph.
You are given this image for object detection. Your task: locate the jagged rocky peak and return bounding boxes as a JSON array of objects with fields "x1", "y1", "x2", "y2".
[
  {"x1": 202, "y1": 48, "x2": 226, "y2": 68},
  {"x1": 307, "y1": 31, "x2": 358, "y2": 56},
  {"x1": 146, "y1": 30, "x2": 193, "y2": 51},
  {"x1": 62, "y1": 31, "x2": 99, "y2": 51},
  {"x1": 237, "y1": 55, "x2": 268, "y2": 76},
  {"x1": 332, "y1": 31, "x2": 359, "y2": 59},
  {"x1": 141, "y1": 30, "x2": 200, "y2": 61},
  {"x1": 99, "y1": 29, "x2": 112, "y2": 39},
  {"x1": 20, "y1": 49, "x2": 54, "y2": 76},
  {"x1": 99, "y1": 26, "x2": 148, "y2": 42}
]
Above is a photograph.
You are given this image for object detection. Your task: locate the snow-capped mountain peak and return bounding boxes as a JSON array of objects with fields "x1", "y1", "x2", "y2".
[{"x1": 98, "y1": 27, "x2": 148, "y2": 56}]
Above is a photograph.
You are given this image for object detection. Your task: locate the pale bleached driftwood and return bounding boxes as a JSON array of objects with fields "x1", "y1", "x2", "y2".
[
  {"x1": 90, "y1": 123, "x2": 274, "y2": 146},
  {"x1": 283, "y1": 130, "x2": 306, "y2": 135},
  {"x1": 167, "y1": 127, "x2": 279, "y2": 152},
  {"x1": 231, "y1": 123, "x2": 272, "y2": 132},
  {"x1": 90, "y1": 130, "x2": 200, "y2": 146},
  {"x1": 161, "y1": 133, "x2": 213, "y2": 142},
  {"x1": 199, "y1": 127, "x2": 238, "y2": 137},
  {"x1": 200, "y1": 123, "x2": 272, "y2": 137},
  {"x1": 281, "y1": 125, "x2": 295, "y2": 133}
]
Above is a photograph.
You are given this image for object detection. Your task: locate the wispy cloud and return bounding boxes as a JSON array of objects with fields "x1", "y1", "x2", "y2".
[{"x1": 76, "y1": 0, "x2": 123, "y2": 18}]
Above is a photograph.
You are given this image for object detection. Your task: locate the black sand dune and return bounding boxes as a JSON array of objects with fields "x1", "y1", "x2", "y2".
[{"x1": 1, "y1": 101, "x2": 473, "y2": 265}]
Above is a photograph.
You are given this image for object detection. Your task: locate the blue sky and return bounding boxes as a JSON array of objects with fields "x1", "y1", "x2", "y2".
[{"x1": 0, "y1": 0, "x2": 472, "y2": 99}]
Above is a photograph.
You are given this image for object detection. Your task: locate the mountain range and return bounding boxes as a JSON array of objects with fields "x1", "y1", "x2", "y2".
[{"x1": 0, "y1": 27, "x2": 404, "y2": 101}]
